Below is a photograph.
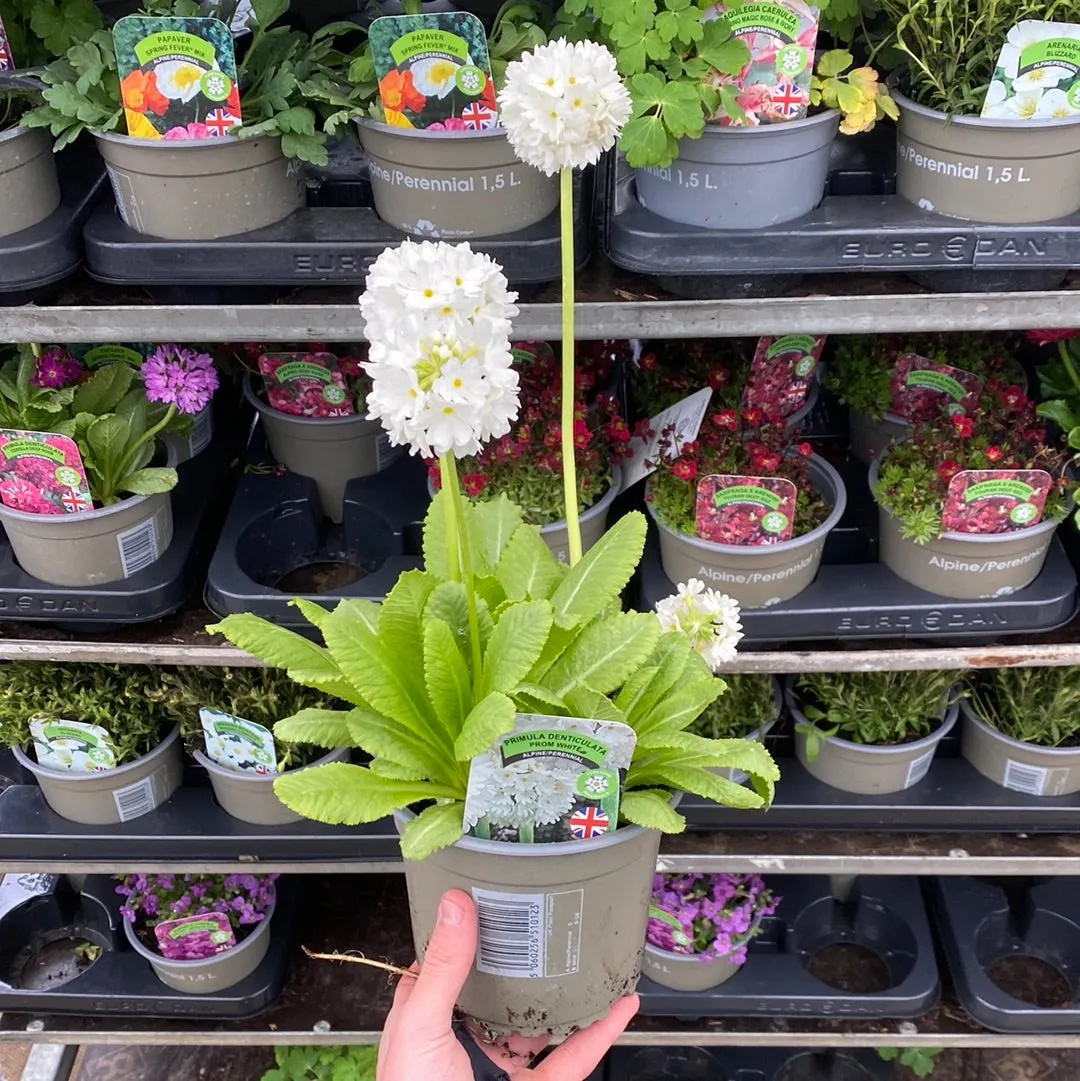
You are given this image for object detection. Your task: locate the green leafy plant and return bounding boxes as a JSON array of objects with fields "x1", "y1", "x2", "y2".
[
  {"x1": 969, "y1": 668, "x2": 1080, "y2": 748},
  {"x1": 1031, "y1": 331, "x2": 1080, "y2": 529},
  {"x1": 689, "y1": 674, "x2": 776, "y2": 740},
  {"x1": 210, "y1": 496, "x2": 780, "y2": 860},
  {"x1": 876, "y1": 1047, "x2": 943, "y2": 1078},
  {"x1": 263, "y1": 1045, "x2": 378, "y2": 1081},
  {"x1": 810, "y1": 49, "x2": 897, "y2": 134},
  {"x1": 793, "y1": 670, "x2": 957, "y2": 760}
]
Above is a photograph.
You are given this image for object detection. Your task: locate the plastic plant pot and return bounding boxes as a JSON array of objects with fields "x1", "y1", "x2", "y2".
[
  {"x1": 122, "y1": 896, "x2": 275, "y2": 994},
  {"x1": 394, "y1": 806, "x2": 665, "y2": 1039},
  {"x1": 848, "y1": 410, "x2": 910, "y2": 464},
  {"x1": 894, "y1": 90, "x2": 1080, "y2": 224},
  {"x1": 869, "y1": 454, "x2": 1062, "y2": 600},
  {"x1": 244, "y1": 375, "x2": 401, "y2": 524},
  {"x1": 93, "y1": 133, "x2": 305, "y2": 240},
  {"x1": 960, "y1": 697, "x2": 1080, "y2": 798},
  {"x1": 355, "y1": 122, "x2": 558, "y2": 239},
  {"x1": 163, "y1": 405, "x2": 214, "y2": 464},
  {"x1": 193, "y1": 747, "x2": 349, "y2": 826},
  {"x1": 712, "y1": 676, "x2": 783, "y2": 786},
  {"x1": 11, "y1": 726, "x2": 183, "y2": 826},
  {"x1": 642, "y1": 943, "x2": 743, "y2": 992},
  {"x1": 633, "y1": 111, "x2": 840, "y2": 230},
  {"x1": 786, "y1": 675, "x2": 960, "y2": 795},
  {"x1": 0, "y1": 127, "x2": 61, "y2": 240},
  {"x1": 647, "y1": 454, "x2": 847, "y2": 609}
]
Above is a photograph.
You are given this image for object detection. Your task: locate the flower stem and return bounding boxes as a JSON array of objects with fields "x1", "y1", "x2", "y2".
[
  {"x1": 440, "y1": 453, "x2": 484, "y2": 694},
  {"x1": 114, "y1": 403, "x2": 176, "y2": 485},
  {"x1": 1059, "y1": 340, "x2": 1080, "y2": 400},
  {"x1": 559, "y1": 167, "x2": 583, "y2": 565},
  {"x1": 438, "y1": 455, "x2": 462, "y2": 584}
]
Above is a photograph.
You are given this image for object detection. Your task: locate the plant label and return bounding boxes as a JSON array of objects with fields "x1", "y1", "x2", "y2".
[
  {"x1": 29, "y1": 719, "x2": 117, "y2": 772},
  {"x1": 743, "y1": 334, "x2": 825, "y2": 420},
  {"x1": 0, "y1": 873, "x2": 57, "y2": 921},
  {"x1": 369, "y1": 13, "x2": 498, "y2": 130},
  {"x1": 982, "y1": 21, "x2": 1080, "y2": 120},
  {"x1": 647, "y1": 905, "x2": 692, "y2": 949},
  {"x1": 889, "y1": 354, "x2": 982, "y2": 421},
  {"x1": 0, "y1": 13, "x2": 14, "y2": 70},
  {"x1": 696, "y1": 474, "x2": 797, "y2": 544},
  {"x1": 154, "y1": 911, "x2": 236, "y2": 960},
  {"x1": 621, "y1": 387, "x2": 712, "y2": 491},
  {"x1": 258, "y1": 352, "x2": 355, "y2": 417},
  {"x1": 113, "y1": 16, "x2": 242, "y2": 141},
  {"x1": 705, "y1": 0, "x2": 820, "y2": 124},
  {"x1": 0, "y1": 430, "x2": 93, "y2": 515},
  {"x1": 463, "y1": 715, "x2": 637, "y2": 844},
  {"x1": 200, "y1": 708, "x2": 277, "y2": 775},
  {"x1": 72, "y1": 344, "x2": 150, "y2": 369},
  {"x1": 942, "y1": 469, "x2": 1053, "y2": 535}
]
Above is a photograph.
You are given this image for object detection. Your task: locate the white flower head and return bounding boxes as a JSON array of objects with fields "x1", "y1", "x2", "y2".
[
  {"x1": 1036, "y1": 87, "x2": 1080, "y2": 119},
  {"x1": 497, "y1": 39, "x2": 632, "y2": 176},
  {"x1": 655, "y1": 578, "x2": 744, "y2": 671}
]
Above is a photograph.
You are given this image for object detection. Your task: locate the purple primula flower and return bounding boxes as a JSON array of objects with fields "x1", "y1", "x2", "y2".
[
  {"x1": 31, "y1": 347, "x2": 82, "y2": 390},
  {"x1": 141, "y1": 345, "x2": 219, "y2": 415}
]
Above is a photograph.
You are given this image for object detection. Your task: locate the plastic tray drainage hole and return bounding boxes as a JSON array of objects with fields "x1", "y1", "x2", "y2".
[
  {"x1": 623, "y1": 1048, "x2": 718, "y2": 1080},
  {"x1": 804, "y1": 943, "x2": 893, "y2": 993},
  {"x1": 773, "y1": 1053, "x2": 876, "y2": 1081},
  {"x1": 273, "y1": 561, "x2": 367, "y2": 593},
  {"x1": 987, "y1": 954, "x2": 1074, "y2": 1008},
  {"x1": 9, "y1": 932, "x2": 104, "y2": 990}
]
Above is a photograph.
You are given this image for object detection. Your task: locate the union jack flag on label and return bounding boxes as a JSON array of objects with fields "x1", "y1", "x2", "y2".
[
  {"x1": 204, "y1": 107, "x2": 240, "y2": 137},
  {"x1": 569, "y1": 805, "x2": 610, "y2": 840},
  {"x1": 770, "y1": 80, "x2": 808, "y2": 118},
  {"x1": 61, "y1": 490, "x2": 93, "y2": 513},
  {"x1": 461, "y1": 101, "x2": 497, "y2": 130}
]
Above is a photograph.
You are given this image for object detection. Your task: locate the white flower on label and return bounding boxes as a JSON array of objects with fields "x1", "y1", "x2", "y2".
[
  {"x1": 155, "y1": 60, "x2": 205, "y2": 103},
  {"x1": 984, "y1": 80, "x2": 1008, "y2": 109},
  {"x1": 1014, "y1": 65, "x2": 1074, "y2": 93},
  {"x1": 497, "y1": 39, "x2": 632, "y2": 175},
  {"x1": 1036, "y1": 87, "x2": 1080, "y2": 118},
  {"x1": 655, "y1": 578, "x2": 744, "y2": 671},
  {"x1": 411, "y1": 55, "x2": 461, "y2": 99}
]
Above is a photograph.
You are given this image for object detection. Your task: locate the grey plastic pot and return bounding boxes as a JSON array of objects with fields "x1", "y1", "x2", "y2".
[
  {"x1": 123, "y1": 894, "x2": 275, "y2": 994},
  {"x1": 869, "y1": 454, "x2": 1062, "y2": 599},
  {"x1": 894, "y1": 89, "x2": 1080, "y2": 224},
  {"x1": 712, "y1": 677, "x2": 783, "y2": 786},
  {"x1": 245, "y1": 375, "x2": 400, "y2": 523},
  {"x1": 356, "y1": 122, "x2": 558, "y2": 239},
  {"x1": 634, "y1": 111, "x2": 841, "y2": 230},
  {"x1": 785, "y1": 676, "x2": 959, "y2": 795},
  {"x1": 848, "y1": 410, "x2": 910, "y2": 465},
  {"x1": 94, "y1": 133, "x2": 304, "y2": 240},
  {"x1": 647, "y1": 454, "x2": 847, "y2": 609},
  {"x1": 12, "y1": 726, "x2": 183, "y2": 826},
  {"x1": 0, "y1": 127, "x2": 61, "y2": 239},
  {"x1": 163, "y1": 405, "x2": 213, "y2": 464},
  {"x1": 643, "y1": 943, "x2": 743, "y2": 991},
  {"x1": 194, "y1": 746, "x2": 349, "y2": 826},
  {"x1": 0, "y1": 488, "x2": 173, "y2": 587},
  {"x1": 394, "y1": 805, "x2": 664, "y2": 1039},
  {"x1": 960, "y1": 698, "x2": 1080, "y2": 797}
]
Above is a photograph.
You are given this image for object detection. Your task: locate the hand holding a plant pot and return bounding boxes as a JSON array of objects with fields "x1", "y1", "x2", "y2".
[{"x1": 379, "y1": 890, "x2": 639, "y2": 1081}]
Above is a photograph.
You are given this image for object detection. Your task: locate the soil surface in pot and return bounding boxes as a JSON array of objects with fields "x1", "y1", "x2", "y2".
[
  {"x1": 274, "y1": 561, "x2": 367, "y2": 593},
  {"x1": 773, "y1": 1053, "x2": 878, "y2": 1081},
  {"x1": 987, "y1": 955, "x2": 1073, "y2": 1008},
  {"x1": 805, "y1": 942, "x2": 892, "y2": 993},
  {"x1": 8, "y1": 930, "x2": 103, "y2": 989}
]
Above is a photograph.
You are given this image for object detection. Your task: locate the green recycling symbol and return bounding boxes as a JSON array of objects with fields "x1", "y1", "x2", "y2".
[
  {"x1": 1010, "y1": 502, "x2": 1038, "y2": 525},
  {"x1": 55, "y1": 466, "x2": 81, "y2": 487},
  {"x1": 456, "y1": 65, "x2": 485, "y2": 96},
  {"x1": 323, "y1": 385, "x2": 347, "y2": 404},
  {"x1": 761, "y1": 511, "x2": 788, "y2": 534},
  {"x1": 201, "y1": 70, "x2": 233, "y2": 102},
  {"x1": 576, "y1": 769, "x2": 616, "y2": 800},
  {"x1": 795, "y1": 356, "x2": 815, "y2": 378},
  {"x1": 776, "y1": 44, "x2": 807, "y2": 76}
]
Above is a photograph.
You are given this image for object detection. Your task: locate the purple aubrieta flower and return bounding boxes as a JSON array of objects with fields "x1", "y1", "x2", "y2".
[{"x1": 141, "y1": 345, "x2": 219, "y2": 415}]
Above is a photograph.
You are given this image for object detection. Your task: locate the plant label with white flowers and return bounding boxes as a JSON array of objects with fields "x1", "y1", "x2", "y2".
[
  {"x1": 30, "y1": 719, "x2": 117, "y2": 772},
  {"x1": 622, "y1": 387, "x2": 712, "y2": 491},
  {"x1": 0, "y1": 430, "x2": 94, "y2": 515},
  {"x1": 112, "y1": 16, "x2": 242, "y2": 141},
  {"x1": 200, "y1": 708, "x2": 277, "y2": 775},
  {"x1": 696, "y1": 474, "x2": 797, "y2": 545},
  {"x1": 743, "y1": 334, "x2": 825, "y2": 419},
  {"x1": 154, "y1": 911, "x2": 236, "y2": 960},
  {"x1": 982, "y1": 22, "x2": 1080, "y2": 120},
  {"x1": 370, "y1": 13, "x2": 498, "y2": 131},
  {"x1": 464, "y1": 715, "x2": 637, "y2": 844},
  {"x1": 258, "y1": 352, "x2": 355, "y2": 418},
  {"x1": 942, "y1": 469, "x2": 1053, "y2": 535},
  {"x1": 889, "y1": 354, "x2": 982, "y2": 421}
]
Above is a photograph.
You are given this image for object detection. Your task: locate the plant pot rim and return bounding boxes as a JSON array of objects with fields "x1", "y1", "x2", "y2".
[
  {"x1": 893, "y1": 88, "x2": 1080, "y2": 131},
  {"x1": 784, "y1": 674, "x2": 960, "y2": 756},
  {"x1": 643, "y1": 941, "x2": 742, "y2": 964},
  {"x1": 355, "y1": 119, "x2": 510, "y2": 143},
  {"x1": 695, "y1": 109, "x2": 840, "y2": 139},
  {"x1": 11, "y1": 724, "x2": 180, "y2": 780},
  {"x1": 2, "y1": 125, "x2": 42, "y2": 147},
  {"x1": 959, "y1": 694, "x2": 1080, "y2": 756},
  {"x1": 243, "y1": 373, "x2": 378, "y2": 430},
  {"x1": 193, "y1": 745, "x2": 345, "y2": 783},
  {"x1": 93, "y1": 130, "x2": 264, "y2": 151},
  {"x1": 868, "y1": 450, "x2": 1067, "y2": 545},
  {"x1": 646, "y1": 451, "x2": 846, "y2": 557}
]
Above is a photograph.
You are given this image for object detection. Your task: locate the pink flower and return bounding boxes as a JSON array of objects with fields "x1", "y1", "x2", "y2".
[
  {"x1": 0, "y1": 477, "x2": 62, "y2": 515},
  {"x1": 141, "y1": 344, "x2": 219, "y2": 415},
  {"x1": 427, "y1": 117, "x2": 466, "y2": 131},
  {"x1": 1026, "y1": 329, "x2": 1078, "y2": 346},
  {"x1": 32, "y1": 348, "x2": 82, "y2": 389},
  {"x1": 163, "y1": 123, "x2": 213, "y2": 140}
]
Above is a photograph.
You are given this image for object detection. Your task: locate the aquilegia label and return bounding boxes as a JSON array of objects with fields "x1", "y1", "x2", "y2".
[
  {"x1": 982, "y1": 21, "x2": 1080, "y2": 120},
  {"x1": 696, "y1": 474, "x2": 798, "y2": 545},
  {"x1": 154, "y1": 912, "x2": 236, "y2": 960},
  {"x1": 0, "y1": 430, "x2": 93, "y2": 516},
  {"x1": 30, "y1": 719, "x2": 117, "y2": 772},
  {"x1": 743, "y1": 334, "x2": 825, "y2": 420},
  {"x1": 942, "y1": 469, "x2": 1053, "y2": 535},
  {"x1": 464, "y1": 715, "x2": 637, "y2": 843},
  {"x1": 200, "y1": 708, "x2": 277, "y2": 775}
]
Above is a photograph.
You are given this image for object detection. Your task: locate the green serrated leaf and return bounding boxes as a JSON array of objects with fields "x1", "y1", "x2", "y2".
[
  {"x1": 116, "y1": 466, "x2": 176, "y2": 496},
  {"x1": 423, "y1": 618, "x2": 473, "y2": 739},
  {"x1": 496, "y1": 522, "x2": 565, "y2": 601},
  {"x1": 273, "y1": 707, "x2": 357, "y2": 749},
  {"x1": 481, "y1": 599, "x2": 554, "y2": 697},
  {"x1": 400, "y1": 801, "x2": 466, "y2": 860},
  {"x1": 454, "y1": 691, "x2": 516, "y2": 761},
  {"x1": 467, "y1": 495, "x2": 523, "y2": 575},
  {"x1": 620, "y1": 789, "x2": 684, "y2": 831},
  {"x1": 544, "y1": 611, "x2": 660, "y2": 698}
]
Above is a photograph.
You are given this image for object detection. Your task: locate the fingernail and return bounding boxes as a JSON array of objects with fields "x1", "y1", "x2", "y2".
[{"x1": 439, "y1": 896, "x2": 464, "y2": 926}]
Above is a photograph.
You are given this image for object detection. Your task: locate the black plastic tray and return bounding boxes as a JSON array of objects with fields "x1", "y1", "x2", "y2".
[
  {"x1": 605, "y1": 1047, "x2": 891, "y2": 1081},
  {"x1": 0, "y1": 438, "x2": 234, "y2": 628},
  {"x1": 933, "y1": 877, "x2": 1080, "y2": 1033},
  {"x1": 0, "y1": 145, "x2": 107, "y2": 305},
  {"x1": 0, "y1": 874, "x2": 290, "y2": 1018},
  {"x1": 637, "y1": 875, "x2": 938, "y2": 1020}
]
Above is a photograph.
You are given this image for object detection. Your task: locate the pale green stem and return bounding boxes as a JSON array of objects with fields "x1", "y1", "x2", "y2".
[
  {"x1": 1058, "y1": 339, "x2": 1080, "y2": 400},
  {"x1": 113, "y1": 403, "x2": 176, "y2": 483},
  {"x1": 559, "y1": 167, "x2": 583, "y2": 565},
  {"x1": 440, "y1": 453, "x2": 484, "y2": 694},
  {"x1": 438, "y1": 454, "x2": 462, "y2": 584}
]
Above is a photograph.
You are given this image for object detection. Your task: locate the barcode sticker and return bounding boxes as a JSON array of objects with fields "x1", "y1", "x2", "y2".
[
  {"x1": 116, "y1": 517, "x2": 159, "y2": 578},
  {"x1": 472, "y1": 887, "x2": 582, "y2": 979},
  {"x1": 189, "y1": 409, "x2": 213, "y2": 457},
  {"x1": 904, "y1": 749, "x2": 936, "y2": 789},
  {"x1": 1003, "y1": 759, "x2": 1048, "y2": 796},
  {"x1": 112, "y1": 776, "x2": 156, "y2": 822}
]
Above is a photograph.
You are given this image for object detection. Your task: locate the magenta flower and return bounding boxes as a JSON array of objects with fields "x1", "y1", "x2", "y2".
[
  {"x1": 141, "y1": 345, "x2": 219, "y2": 415},
  {"x1": 32, "y1": 348, "x2": 82, "y2": 389},
  {"x1": 163, "y1": 122, "x2": 213, "y2": 140}
]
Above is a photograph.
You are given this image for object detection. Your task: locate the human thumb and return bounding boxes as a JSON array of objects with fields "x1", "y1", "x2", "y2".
[{"x1": 404, "y1": 890, "x2": 478, "y2": 1039}]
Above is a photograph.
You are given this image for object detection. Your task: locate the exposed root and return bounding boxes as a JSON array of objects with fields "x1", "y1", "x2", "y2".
[{"x1": 302, "y1": 945, "x2": 416, "y2": 978}]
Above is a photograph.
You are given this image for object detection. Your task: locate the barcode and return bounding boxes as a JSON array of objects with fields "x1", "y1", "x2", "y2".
[
  {"x1": 189, "y1": 409, "x2": 213, "y2": 456},
  {"x1": 112, "y1": 776, "x2": 156, "y2": 822},
  {"x1": 1003, "y1": 759, "x2": 1047, "y2": 796},
  {"x1": 117, "y1": 517, "x2": 159, "y2": 578},
  {"x1": 472, "y1": 888, "x2": 545, "y2": 978},
  {"x1": 904, "y1": 749, "x2": 936, "y2": 789}
]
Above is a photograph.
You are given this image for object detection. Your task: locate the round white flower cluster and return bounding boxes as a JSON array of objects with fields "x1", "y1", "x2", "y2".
[
  {"x1": 469, "y1": 758, "x2": 579, "y2": 829},
  {"x1": 359, "y1": 240, "x2": 521, "y2": 459},
  {"x1": 655, "y1": 578, "x2": 744, "y2": 671},
  {"x1": 497, "y1": 39, "x2": 633, "y2": 176}
]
